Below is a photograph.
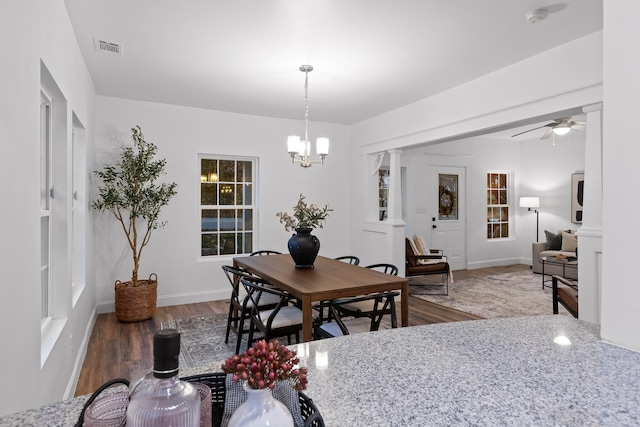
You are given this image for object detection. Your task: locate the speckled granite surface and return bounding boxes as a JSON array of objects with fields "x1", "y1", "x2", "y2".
[{"x1": 2, "y1": 315, "x2": 640, "y2": 426}]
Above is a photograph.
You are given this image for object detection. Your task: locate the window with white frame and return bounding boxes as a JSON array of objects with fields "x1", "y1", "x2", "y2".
[
  {"x1": 200, "y1": 156, "x2": 256, "y2": 256},
  {"x1": 40, "y1": 91, "x2": 52, "y2": 323},
  {"x1": 71, "y1": 119, "x2": 87, "y2": 303},
  {"x1": 486, "y1": 172, "x2": 510, "y2": 239}
]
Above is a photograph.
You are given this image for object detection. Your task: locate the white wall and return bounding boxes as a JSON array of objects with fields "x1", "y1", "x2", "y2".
[
  {"x1": 94, "y1": 96, "x2": 352, "y2": 310},
  {"x1": 601, "y1": 1, "x2": 640, "y2": 350},
  {"x1": 401, "y1": 133, "x2": 585, "y2": 269},
  {"x1": 0, "y1": 0, "x2": 96, "y2": 416}
]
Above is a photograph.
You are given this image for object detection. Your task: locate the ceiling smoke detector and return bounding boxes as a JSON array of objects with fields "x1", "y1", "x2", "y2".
[{"x1": 525, "y1": 7, "x2": 549, "y2": 24}]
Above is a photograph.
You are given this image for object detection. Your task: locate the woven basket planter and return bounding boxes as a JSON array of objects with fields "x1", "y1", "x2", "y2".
[{"x1": 114, "y1": 273, "x2": 158, "y2": 322}]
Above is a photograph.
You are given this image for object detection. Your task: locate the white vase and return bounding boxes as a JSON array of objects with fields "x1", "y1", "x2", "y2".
[{"x1": 228, "y1": 384, "x2": 294, "y2": 427}]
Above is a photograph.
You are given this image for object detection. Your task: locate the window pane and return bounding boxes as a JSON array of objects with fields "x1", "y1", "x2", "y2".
[
  {"x1": 237, "y1": 160, "x2": 252, "y2": 182},
  {"x1": 235, "y1": 184, "x2": 244, "y2": 205},
  {"x1": 220, "y1": 233, "x2": 236, "y2": 254},
  {"x1": 219, "y1": 160, "x2": 235, "y2": 182},
  {"x1": 201, "y1": 183, "x2": 217, "y2": 205},
  {"x1": 201, "y1": 159, "x2": 218, "y2": 183},
  {"x1": 499, "y1": 190, "x2": 507, "y2": 205},
  {"x1": 219, "y1": 184, "x2": 234, "y2": 205},
  {"x1": 202, "y1": 233, "x2": 218, "y2": 256},
  {"x1": 244, "y1": 232, "x2": 253, "y2": 253},
  {"x1": 202, "y1": 209, "x2": 218, "y2": 232},
  {"x1": 501, "y1": 207, "x2": 509, "y2": 221},
  {"x1": 243, "y1": 209, "x2": 253, "y2": 230},
  {"x1": 243, "y1": 183, "x2": 253, "y2": 205},
  {"x1": 220, "y1": 209, "x2": 235, "y2": 231}
]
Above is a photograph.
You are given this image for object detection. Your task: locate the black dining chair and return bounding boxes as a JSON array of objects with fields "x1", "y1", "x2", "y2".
[
  {"x1": 240, "y1": 276, "x2": 304, "y2": 349},
  {"x1": 250, "y1": 250, "x2": 282, "y2": 256},
  {"x1": 221, "y1": 265, "x2": 280, "y2": 354},
  {"x1": 314, "y1": 291, "x2": 399, "y2": 338},
  {"x1": 334, "y1": 255, "x2": 360, "y2": 265},
  {"x1": 329, "y1": 263, "x2": 399, "y2": 323}
]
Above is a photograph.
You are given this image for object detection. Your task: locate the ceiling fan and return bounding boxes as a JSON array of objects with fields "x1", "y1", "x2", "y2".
[{"x1": 511, "y1": 117, "x2": 586, "y2": 140}]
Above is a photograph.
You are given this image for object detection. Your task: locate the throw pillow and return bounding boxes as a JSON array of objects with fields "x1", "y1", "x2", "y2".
[
  {"x1": 561, "y1": 231, "x2": 578, "y2": 252},
  {"x1": 413, "y1": 235, "x2": 429, "y2": 255},
  {"x1": 407, "y1": 236, "x2": 421, "y2": 256},
  {"x1": 544, "y1": 230, "x2": 562, "y2": 250}
]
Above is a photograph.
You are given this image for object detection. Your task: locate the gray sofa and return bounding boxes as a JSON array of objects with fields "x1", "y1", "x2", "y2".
[{"x1": 532, "y1": 241, "x2": 578, "y2": 280}]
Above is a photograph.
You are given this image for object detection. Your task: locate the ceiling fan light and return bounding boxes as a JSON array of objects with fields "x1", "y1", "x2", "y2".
[{"x1": 553, "y1": 126, "x2": 571, "y2": 136}]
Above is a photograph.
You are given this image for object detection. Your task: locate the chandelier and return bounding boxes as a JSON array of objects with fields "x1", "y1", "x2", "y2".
[{"x1": 287, "y1": 65, "x2": 329, "y2": 168}]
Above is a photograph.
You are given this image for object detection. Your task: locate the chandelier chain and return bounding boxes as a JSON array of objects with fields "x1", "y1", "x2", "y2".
[{"x1": 304, "y1": 68, "x2": 310, "y2": 146}]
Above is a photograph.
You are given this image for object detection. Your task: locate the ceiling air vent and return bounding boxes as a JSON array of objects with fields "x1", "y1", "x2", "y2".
[{"x1": 93, "y1": 38, "x2": 123, "y2": 55}]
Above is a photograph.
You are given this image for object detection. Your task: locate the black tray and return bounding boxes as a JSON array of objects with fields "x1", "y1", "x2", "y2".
[{"x1": 182, "y1": 372, "x2": 324, "y2": 427}]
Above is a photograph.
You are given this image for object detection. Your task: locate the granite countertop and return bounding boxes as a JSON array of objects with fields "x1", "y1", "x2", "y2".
[{"x1": 2, "y1": 315, "x2": 640, "y2": 426}]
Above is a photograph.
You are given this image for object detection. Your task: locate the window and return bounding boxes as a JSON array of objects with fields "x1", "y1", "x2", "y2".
[
  {"x1": 487, "y1": 172, "x2": 509, "y2": 239},
  {"x1": 200, "y1": 156, "x2": 256, "y2": 256},
  {"x1": 378, "y1": 168, "x2": 389, "y2": 221},
  {"x1": 40, "y1": 91, "x2": 52, "y2": 323},
  {"x1": 71, "y1": 117, "x2": 87, "y2": 304}
]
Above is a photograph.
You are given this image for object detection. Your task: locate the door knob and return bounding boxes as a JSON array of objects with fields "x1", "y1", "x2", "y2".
[{"x1": 432, "y1": 224, "x2": 437, "y2": 229}]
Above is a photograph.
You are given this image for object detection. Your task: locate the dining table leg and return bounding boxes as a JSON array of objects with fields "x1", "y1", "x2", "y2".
[
  {"x1": 302, "y1": 296, "x2": 313, "y2": 342},
  {"x1": 401, "y1": 281, "x2": 409, "y2": 327}
]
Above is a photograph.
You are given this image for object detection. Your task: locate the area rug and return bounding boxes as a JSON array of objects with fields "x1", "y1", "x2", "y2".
[
  {"x1": 161, "y1": 314, "x2": 245, "y2": 369},
  {"x1": 161, "y1": 311, "x2": 395, "y2": 369},
  {"x1": 410, "y1": 271, "x2": 568, "y2": 319}
]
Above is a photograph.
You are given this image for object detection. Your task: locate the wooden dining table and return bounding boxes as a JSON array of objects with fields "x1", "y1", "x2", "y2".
[{"x1": 233, "y1": 254, "x2": 409, "y2": 342}]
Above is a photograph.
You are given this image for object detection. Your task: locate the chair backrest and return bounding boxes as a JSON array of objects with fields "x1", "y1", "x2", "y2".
[
  {"x1": 221, "y1": 265, "x2": 256, "y2": 303},
  {"x1": 334, "y1": 255, "x2": 360, "y2": 265},
  {"x1": 239, "y1": 277, "x2": 294, "y2": 328},
  {"x1": 250, "y1": 250, "x2": 282, "y2": 256},
  {"x1": 321, "y1": 291, "x2": 399, "y2": 337},
  {"x1": 365, "y1": 263, "x2": 399, "y2": 276}
]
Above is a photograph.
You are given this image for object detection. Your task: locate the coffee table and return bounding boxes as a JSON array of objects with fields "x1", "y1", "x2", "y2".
[{"x1": 540, "y1": 256, "x2": 578, "y2": 289}]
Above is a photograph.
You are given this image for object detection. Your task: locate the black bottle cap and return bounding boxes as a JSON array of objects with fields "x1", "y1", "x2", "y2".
[{"x1": 153, "y1": 329, "x2": 180, "y2": 378}]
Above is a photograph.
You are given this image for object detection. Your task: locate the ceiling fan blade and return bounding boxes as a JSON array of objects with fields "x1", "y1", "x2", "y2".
[
  {"x1": 571, "y1": 123, "x2": 586, "y2": 131},
  {"x1": 540, "y1": 128, "x2": 554, "y2": 140},
  {"x1": 511, "y1": 122, "x2": 555, "y2": 137}
]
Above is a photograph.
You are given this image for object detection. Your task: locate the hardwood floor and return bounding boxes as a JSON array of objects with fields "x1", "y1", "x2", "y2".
[{"x1": 75, "y1": 264, "x2": 529, "y2": 396}]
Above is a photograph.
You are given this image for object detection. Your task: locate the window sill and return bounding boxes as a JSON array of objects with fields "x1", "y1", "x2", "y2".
[
  {"x1": 40, "y1": 317, "x2": 66, "y2": 368},
  {"x1": 72, "y1": 282, "x2": 85, "y2": 307}
]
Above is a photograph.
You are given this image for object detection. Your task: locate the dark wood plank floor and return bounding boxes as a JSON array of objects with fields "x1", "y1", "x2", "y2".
[{"x1": 75, "y1": 264, "x2": 529, "y2": 396}]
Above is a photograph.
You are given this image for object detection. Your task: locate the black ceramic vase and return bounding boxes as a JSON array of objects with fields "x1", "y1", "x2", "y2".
[{"x1": 287, "y1": 228, "x2": 320, "y2": 268}]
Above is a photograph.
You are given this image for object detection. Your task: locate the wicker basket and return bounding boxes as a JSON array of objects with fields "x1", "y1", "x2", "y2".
[
  {"x1": 181, "y1": 372, "x2": 325, "y2": 427},
  {"x1": 114, "y1": 273, "x2": 158, "y2": 323}
]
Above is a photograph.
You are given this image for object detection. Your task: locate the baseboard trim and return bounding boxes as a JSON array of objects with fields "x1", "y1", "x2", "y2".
[
  {"x1": 466, "y1": 257, "x2": 525, "y2": 270},
  {"x1": 64, "y1": 306, "x2": 97, "y2": 400},
  {"x1": 96, "y1": 289, "x2": 229, "y2": 314}
]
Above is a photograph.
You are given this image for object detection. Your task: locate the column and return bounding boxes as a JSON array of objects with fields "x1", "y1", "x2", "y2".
[{"x1": 576, "y1": 102, "x2": 603, "y2": 324}]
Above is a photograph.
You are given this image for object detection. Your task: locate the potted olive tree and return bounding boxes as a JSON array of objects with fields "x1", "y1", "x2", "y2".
[{"x1": 93, "y1": 126, "x2": 177, "y2": 322}]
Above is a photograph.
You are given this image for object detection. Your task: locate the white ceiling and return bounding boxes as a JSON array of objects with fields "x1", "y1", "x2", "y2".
[{"x1": 63, "y1": 0, "x2": 602, "y2": 126}]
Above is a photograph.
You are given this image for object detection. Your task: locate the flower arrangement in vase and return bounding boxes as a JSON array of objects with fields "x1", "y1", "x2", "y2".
[
  {"x1": 222, "y1": 339, "x2": 308, "y2": 391},
  {"x1": 276, "y1": 194, "x2": 332, "y2": 268},
  {"x1": 222, "y1": 340, "x2": 308, "y2": 427}
]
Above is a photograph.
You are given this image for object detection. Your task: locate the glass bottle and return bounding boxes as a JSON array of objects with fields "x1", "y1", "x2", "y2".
[{"x1": 127, "y1": 329, "x2": 201, "y2": 426}]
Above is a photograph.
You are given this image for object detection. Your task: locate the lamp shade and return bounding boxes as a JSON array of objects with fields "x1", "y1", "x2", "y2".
[
  {"x1": 519, "y1": 197, "x2": 540, "y2": 208},
  {"x1": 316, "y1": 137, "x2": 329, "y2": 155},
  {"x1": 287, "y1": 135, "x2": 301, "y2": 154}
]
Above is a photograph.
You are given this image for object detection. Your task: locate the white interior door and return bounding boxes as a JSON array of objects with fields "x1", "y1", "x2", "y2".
[{"x1": 430, "y1": 166, "x2": 466, "y2": 270}]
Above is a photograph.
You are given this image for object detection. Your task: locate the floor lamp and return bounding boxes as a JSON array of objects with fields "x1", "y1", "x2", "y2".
[{"x1": 520, "y1": 197, "x2": 540, "y2": 242}]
